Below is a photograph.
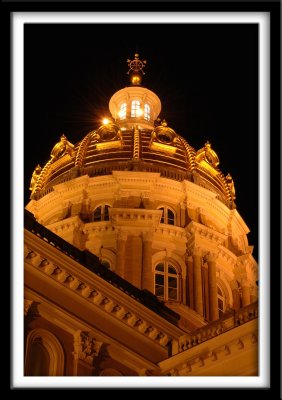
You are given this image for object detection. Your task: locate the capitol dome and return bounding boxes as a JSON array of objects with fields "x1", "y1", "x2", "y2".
[{"x1": 29, "y1": 53, "x2": 235, "y2": 208}]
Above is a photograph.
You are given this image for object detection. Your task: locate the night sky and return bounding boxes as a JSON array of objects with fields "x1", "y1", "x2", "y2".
[{"x1": 24, "y1": 23, "x2": 258, "y2": 260}]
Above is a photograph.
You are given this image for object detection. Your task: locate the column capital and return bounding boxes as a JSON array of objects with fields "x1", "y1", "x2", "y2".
[
  {"x1": 187, "y1": 245, "x2": 203, "y2": 257},
  {"x1": 229, "y1": 279, "x2": 239, "y2": 291},
  {"x1": 116, "y1": 229, "x2": 128, "y2": 241},
  {"x1": 24, "y1": 299, "x2": 34, "y2": 317},
  {"x1": 204, "y1": 251, "x2": 219, "y2": 263},
  {"x1": 142, "y1": 231, "x2": 154, "y2": 242},
  {"x1": 75, "y1": 331, "x2": 103, "y2": 366},
  {"x1": 240, "y1": 278, "x2": 251, "y2": 288}
]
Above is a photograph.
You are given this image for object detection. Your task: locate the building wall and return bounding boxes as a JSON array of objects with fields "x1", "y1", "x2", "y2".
[
  {"x1": 26, "y1": 171, "x2": 258, "y2": 327},
  {"x1": 24, "y1": 225, "x2": 258, "y2": 377}
]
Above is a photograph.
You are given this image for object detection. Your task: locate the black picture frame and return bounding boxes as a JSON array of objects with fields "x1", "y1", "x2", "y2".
[{"x1": 6, "y1": 0, "x2": 280, "y2": 394}]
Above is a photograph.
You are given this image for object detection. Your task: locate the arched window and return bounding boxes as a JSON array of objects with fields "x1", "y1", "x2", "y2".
[
  {"x1": 217, "y1": 285, "x2": 225, "y2": 317},
  {"x1": 154, "y1": 262, "x2": 179, "y2": 301},
  {"x1": 131, "y1": 100, "x2": 141, "y2": 117},
  {"x1": 27, "y1": 340, "x2": 50, "y2": 376},
  {"x1": 25, "y1": 329, "x2": 64, "y2": 376},
  {"x1": 158, "y1": 206, "x2": 175, "y2": 225},
  {"x1": 93, "y1": 205, "x2": 111, "y2": 222},
  {"x1": 119, "y1": 103, "x2": 126, "y2": 120},
  {"x1": 144, "y1": 104, "x2": 150, "y2": 121}
]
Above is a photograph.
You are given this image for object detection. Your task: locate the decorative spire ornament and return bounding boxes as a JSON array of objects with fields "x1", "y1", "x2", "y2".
[{"x1": 127, "y1": 53, "x2": 147, "y2": 85}]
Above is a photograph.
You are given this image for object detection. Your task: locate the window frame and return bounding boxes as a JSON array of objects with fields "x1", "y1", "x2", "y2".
[
  {"x1": 119, "y1": 102, "x2": 127, "y2": 120},
  {"x1": 217, "y1": 284, "x2": 226, "y2": 316},
  {"x1": 92, "y1": 204, "x2": 111, "y2": 222},
  {"x1": 144, "y1": 103, "x2": 150, "y2": 121},
  {"x1": 131, "y1": 100, "x2": 141, "y2": 117},
  {"x1": 158, "y1": 206, "x2": 176, "y2": 225},
  {"x1": 154, "y1": 261, "x2": 180, "y2": 301}
]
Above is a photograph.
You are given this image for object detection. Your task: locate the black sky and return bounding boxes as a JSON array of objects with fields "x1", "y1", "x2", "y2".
[{"x1": 24, "y1": 23, "x2": 258, "y2": 260}]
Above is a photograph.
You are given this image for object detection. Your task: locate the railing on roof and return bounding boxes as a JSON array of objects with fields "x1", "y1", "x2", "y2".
[
  {"x1": 24, "y1": 209, "x2": 180, "y2": 325},
  {"x1": 178, "y1": 301, "x2": 258, "y2": 352}
]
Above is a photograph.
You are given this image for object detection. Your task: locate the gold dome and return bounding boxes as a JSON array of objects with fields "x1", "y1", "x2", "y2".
[
  {"x1": 29, "y1": 53, "x2": 235, "y2": 207},
  {"x1": 29, "y1": 121, "x2": 235, "y2": 208}
]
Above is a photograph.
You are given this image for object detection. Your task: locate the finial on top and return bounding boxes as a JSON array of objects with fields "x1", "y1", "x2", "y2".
[{"x1": 127, "y1": 53, "x2": 147, "y2": 86}]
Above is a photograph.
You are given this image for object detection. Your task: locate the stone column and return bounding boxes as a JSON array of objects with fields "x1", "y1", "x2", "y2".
[
  {"x1": 186, "y1": 256, "x2": 194, "y2": 308},
  {"x1": 206, "y1": 252, "x2": 219, "y2": 321},
  {"x1": 73, "y1": 331, "x2": 80, "y2": 376},
  {"x1": 142, "y1": 232, "x2": 153, "y2": 292},
  {"x1": 230, "y1": 280, "x2": 241, "y2": 310},
  {"x1": 180, "y1": 202, "x2": 186, "y2": 227},
  {"x1": 115, "y1": 231, "x2": 127, "y2": 278},
  {"x1": 241, "y1": 279, "x2": 251, "y2": 307},
  {"x1": 127, "y1": 234, "x2": 142, "y2": 288},
  {"x1": 192, "y1": 248, "x2": 203, "y2": 316}
]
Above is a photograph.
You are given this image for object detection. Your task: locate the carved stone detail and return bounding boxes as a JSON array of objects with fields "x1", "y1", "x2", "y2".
[
  {"x1": 78, "y1": 332, "x2": 103, "y2": 365},
  {"x1": 24, "y1": 299, "x2": 33, "y2": 316}
]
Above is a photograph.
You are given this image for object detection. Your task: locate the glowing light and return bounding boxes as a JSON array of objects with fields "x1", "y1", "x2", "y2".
[
  {"x1": 102, "y1": 118, "x2": 110, "y2": 125},
  {"x1": 131, "y1": 75, "x2": 141, "y2": 85},
  {"x1": 136, "y1": 109, "x2": 143, "y2": 117}
]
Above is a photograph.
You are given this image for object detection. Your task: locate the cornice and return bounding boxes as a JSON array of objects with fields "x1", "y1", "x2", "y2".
[
  {"x1": 154, "y1": 224, "x2": 186, "y2": 240},
  {"x1": 109, "y1": 208, "x2": 162, "y2": 227},
  {"x1": 24, "y1": 231, "x2": 184, "y2": 347},
  {"x1": 83, "y1": 221, "x2": 115, "y2": 235},
  {"x1": 186, "y1": 221, "x2": 227, "y2": 245},
  {"x1": 47, "y1": 215, "x2": 83, "y2": 234}
]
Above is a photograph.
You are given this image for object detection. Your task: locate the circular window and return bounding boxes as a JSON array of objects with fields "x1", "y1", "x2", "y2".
[
  {"x1": 206, "y1": 153, "x2": 213, "y2": 163},
  {"x1": 97, "y1": 124, "x2": 119, "y2": 141},
  {"x1": 100, "y1": 130, "x2": 116, "y2": 141},
  {"x1": 156, "y1": 131, "x2": 173, "y2": 144}
]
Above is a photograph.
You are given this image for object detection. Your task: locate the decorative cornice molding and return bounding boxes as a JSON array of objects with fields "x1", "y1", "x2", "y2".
[
  {"x1": 186, "y1": 221, "x2": 227, "y2": 245},
  {"x1": 47, "y1": 215, "x2": 83, "y2": 234},
  {"x1": 24, "y1": 244, "x2": 173, "y2": 349},
  {"x1": 110, "y1": 208, "x2": 162, "y2": 227},
  {"x1": 154, "y1": 225, "x2": 186, "y2": 240},
  {"x1": 83, "y1": 221, "x2": 115, "y2": 235}
]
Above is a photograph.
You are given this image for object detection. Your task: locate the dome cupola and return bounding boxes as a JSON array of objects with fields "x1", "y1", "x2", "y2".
[{"x1": 109, "y1": 53, "x2": 161, "y2": 130}]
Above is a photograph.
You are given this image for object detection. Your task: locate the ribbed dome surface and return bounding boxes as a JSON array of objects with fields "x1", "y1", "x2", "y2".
[{"x1": 30, "y1": 122, "x2": 236, "y2": 208}]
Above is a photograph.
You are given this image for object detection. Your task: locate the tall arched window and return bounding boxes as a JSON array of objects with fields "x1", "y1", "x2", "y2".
[
  {"x1": 131, "y1": 100, "x2": 141, "y2": 117},
  {"x1": 217, "y1": 285, "x2": 225, "y2": 317},
  {"x1": 154, "y1": 262, "x2": 179, "y2": 301},
  {"x1": 144, "y1": 103, "x2": 150, "y2": 121},
  {"x1": 27, "y1": 340, "x2": 50, "y2": 376},
  {"x1": 25, "y1": 329, "x2": 64, "y2": 376},
  {"x1": 93, "y1": 205, "x2": 111, "y2": 222},
  {"x1": 119, "y1": 103, "x2": 126, "y2": 120},
  {"x1": 158, "y1": 206, "x2": 175, "y2": 225}
]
